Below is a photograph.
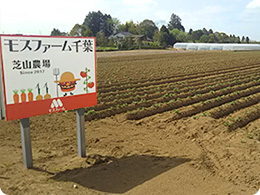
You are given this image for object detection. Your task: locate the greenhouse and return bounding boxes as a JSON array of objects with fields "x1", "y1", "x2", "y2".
[{"x1": 173, "y1": 43, "x2": 260, "y2": 51}]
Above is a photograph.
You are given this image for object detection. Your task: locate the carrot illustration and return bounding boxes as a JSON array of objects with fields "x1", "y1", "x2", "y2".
[
  {"x1": 35, "y1": 83, "x2": 43, "y2": 101},
  {"x1": 28, "y1": 88, "x2": 33, "y2": 101},
  {"x1": 43, "y1": 83, "x2": 51, "y2": 99},
  {"x1": 20, "y1": 89, "x2": 26, "y2": 102},
  {"x1": 13, "y1": 90, "x2": 19, "y2": 104}
]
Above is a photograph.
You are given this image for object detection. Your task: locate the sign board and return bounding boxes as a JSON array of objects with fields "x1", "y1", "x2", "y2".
[{"x1": 0, "y1": 35, "x2": 97, "y2": 121}]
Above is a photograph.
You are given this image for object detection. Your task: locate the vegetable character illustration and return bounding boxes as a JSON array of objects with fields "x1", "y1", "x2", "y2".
[
  {"x1": 43, "y1": 83, "x2": 51, "y2": 99},
  {"x1": 35, "y1": 83, "x2": 43, "y2": 100},
  {"x1": 20, "y1": 89, "x2": 26, "y2": 102},
  {"x1": 55, "y1": 72, "x2": 80, "y2": 96},
  {"x1": 27, "y1": 88, "x2": 33, "y2": 101},
  {"x1": 13, "y1": 90, "x2": 19, "y2": 104}
]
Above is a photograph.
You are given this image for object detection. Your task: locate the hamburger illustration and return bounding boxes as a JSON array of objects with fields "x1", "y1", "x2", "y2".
[{"x1": 55, "y1": 72, "x2": 80, "y2": 96}]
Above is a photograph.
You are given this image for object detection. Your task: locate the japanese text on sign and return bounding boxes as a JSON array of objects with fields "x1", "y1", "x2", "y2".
[{"x1": 4, "y1": 39, "x2": 94, "y2": 53}]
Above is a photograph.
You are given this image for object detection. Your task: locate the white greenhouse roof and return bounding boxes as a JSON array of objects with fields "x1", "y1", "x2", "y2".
[{"x1": 173, "y1": 43, "x2": 260, "y2": 51}]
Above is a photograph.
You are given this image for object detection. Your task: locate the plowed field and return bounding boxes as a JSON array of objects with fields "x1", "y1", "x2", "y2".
[{"x1": 1, "y1": 50, "x2": 260, "y2": 195}]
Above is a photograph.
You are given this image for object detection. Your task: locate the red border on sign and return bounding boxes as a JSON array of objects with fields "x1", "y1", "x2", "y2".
[
  {"x1": 5, "y1": 93, "x2": 97, "y2": 121},
  {"x1": 0, "y1": 35, "x2": 97, "y2": 121}
]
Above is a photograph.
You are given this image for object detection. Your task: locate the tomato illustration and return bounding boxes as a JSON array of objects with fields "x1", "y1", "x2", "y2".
[
  {"x1": 87, "y1": 82, "x2": 94, "y2": 88},
  {"x1": 80, "y1": 71, "x2": 87, "y2": 78}
]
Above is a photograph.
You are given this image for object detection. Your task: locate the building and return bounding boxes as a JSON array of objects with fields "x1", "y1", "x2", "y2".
[{"x1": 173, "y1": 42, "x2": 260, "y2": 51}]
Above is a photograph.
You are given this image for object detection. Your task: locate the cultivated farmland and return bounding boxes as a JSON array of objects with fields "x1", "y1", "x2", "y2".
[
  {"x1": 87, "y1": 50, "x2": 260, "y2": 130},
  {"x1": 1, "y1": 50, "x2": 260, "y2": 195}
]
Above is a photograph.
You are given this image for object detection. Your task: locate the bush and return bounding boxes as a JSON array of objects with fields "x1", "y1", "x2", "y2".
[
  {"x1": 96, "y1": 47, "x2": 119, "y2": 52},
  {"x1": 140, "y1": 45, "x2": 166, "y2": 49},
  {"x1": 96, "y1": 44, "x2": 166, "y2": 52}
]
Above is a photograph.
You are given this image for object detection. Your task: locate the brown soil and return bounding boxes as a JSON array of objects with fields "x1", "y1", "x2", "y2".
[
  {"x1": 1, "y1": 50, "x2": 260, "y2": 195},
  {"x1": 1, "y1": 111, "x2": 260, "y2": 195}
]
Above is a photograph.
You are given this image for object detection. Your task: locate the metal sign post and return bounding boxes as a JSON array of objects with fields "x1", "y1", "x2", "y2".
[
  {"x1": 20, "y1": 118, "x2": 33, "y2": 169},
  {"x1": 76, "y1": 108, "x2": 86, "y2": 157},
  {"x1": 0, "y1": 63, "x2": 5, "y2": 120},
  {"x1": 19, "y1": 109, "x2": 87, "y2": 169}
]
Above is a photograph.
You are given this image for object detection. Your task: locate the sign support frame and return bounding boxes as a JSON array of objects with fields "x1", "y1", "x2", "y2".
[
  {"x1": 0, "y1": 62, "x2": 5, "y2": 120},
  {"x1": 20, "y1": 118, "x2": 33, "y2": 169},
  {"x1": 19, "y1": 108, "x2": 87, "y2": 169},
  {"x1": 76, "y1": 108, "x2": 86, "y2": 157}
]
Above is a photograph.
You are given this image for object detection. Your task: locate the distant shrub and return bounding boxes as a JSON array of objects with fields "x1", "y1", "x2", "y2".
[
  {"x1": 140, "y1": 45, "x2": 166, "y2": 50},
  {"x1": 96, "y1": 47, "x2": 118, "y2": 52}
]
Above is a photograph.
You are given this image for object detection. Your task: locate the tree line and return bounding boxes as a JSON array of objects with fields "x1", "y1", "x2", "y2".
[{"x1": 51, "y1": 11, "x2": 252, "y2": 49}]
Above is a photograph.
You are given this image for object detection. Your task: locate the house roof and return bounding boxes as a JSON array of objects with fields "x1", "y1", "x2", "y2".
[
  {"x1": 118, "y1": 32, "x2": 133, "y2": 36},
  {"x1": 109, "y1": 32, "x2": 133, "y2": 39},
  {"x1": 109, "y1": 32, "x2": 148, "y2": 40}
]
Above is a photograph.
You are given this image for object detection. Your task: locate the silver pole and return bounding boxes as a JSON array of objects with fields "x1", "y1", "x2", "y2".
[
  {"x1": 20, "y1": 118, "x2": 33, "y2": 169},
  {"x1": 76, "y1": 108, "x2": 86, "y2": 157}
]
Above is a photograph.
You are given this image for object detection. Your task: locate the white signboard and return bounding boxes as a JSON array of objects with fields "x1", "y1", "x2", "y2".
[{"x1": 0, "y1": 35, "x2": 97, "y2": 121}]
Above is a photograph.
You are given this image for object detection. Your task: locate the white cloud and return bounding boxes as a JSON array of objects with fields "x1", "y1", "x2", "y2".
[
  {"x1": 246, "y1": 0, "x2": 260, "y2": 9},
  {"x1": 243, "y1": 0, "x2": 260, "y2": 21}
]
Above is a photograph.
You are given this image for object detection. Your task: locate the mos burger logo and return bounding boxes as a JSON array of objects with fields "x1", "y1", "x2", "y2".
[
  {"x1": 49, "y1": 99, "x2": 65, "y2": 113},
  {"x1": 51, "y1": 99, "x2": 63, "y2": 108}
]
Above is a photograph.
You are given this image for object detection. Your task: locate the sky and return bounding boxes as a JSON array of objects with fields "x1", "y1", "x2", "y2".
[{"x1": 0, "y1": 0, "x2": 260, "y2": 41}]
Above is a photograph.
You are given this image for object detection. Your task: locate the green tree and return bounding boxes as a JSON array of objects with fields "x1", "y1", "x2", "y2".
[
  {"x1": 236, "y1": 36, "x2": 241, "y2": 43},
  {"x1": 246, "y1": 36, "x2": 250, "y2": 43},
  {"x1": 170, "y1": 28, "x2": 188, "y2": 42},
  {"x1": 242, "y1": 36, "x2": 245, "y2": 42},
  {"x1": 69, "y1": 24, "x2": 92, "y2": 37},
  {"x1": 118, "y1": 37, "x2": 134, "y2": 50},
  {"x1": 202, "y1": 28, "x2": 209, "y2": 35},
  {"x1": 108, "y1": 18, "x2": 121, "y2": 34},
  {"x1": 153, "y1": 31, "x2": 160, "y2": 44},
  {"x1": 83, "y1": 11, "x2": 114, "y2": 36},
  {"x1": 168, "y1": 13, "x2": 185, "y2": 32},
  {"x1": 154, "y1": 25, "x2": 176, "y2": 46},
  {"x1": 50, "y1": 28, "x2": 68, "y2": 36},
  {"x1": 191, "y1": 30, "x2": 203, "y2": 42},
  {"x1": 137, "y1": 19, "x2": 158, "y2": 39},
  {"x1": 107, "y1": 38, "x2": 116, "y2": 47},
  {"x1": 208, "y1": 33, "x2": 218, "y2": 43},
  {"x1": 199, "y1": 35, "x2": 209, "y2": 43},
  {"x1": 96, "y1": 31, "x2": 108, "y2": 46},
  {"x1": 119, "y1": 21, "x2": 138, "y2": 34},
  {"x1": 230, "y1": 34, "x2": 237, "y2": 43},
  {"x1": 188, "y1": 28, "x2": 193, "y2": 35},
  {"x1": 215, "y1": 32, "x2": 230, "y2": 43}
]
